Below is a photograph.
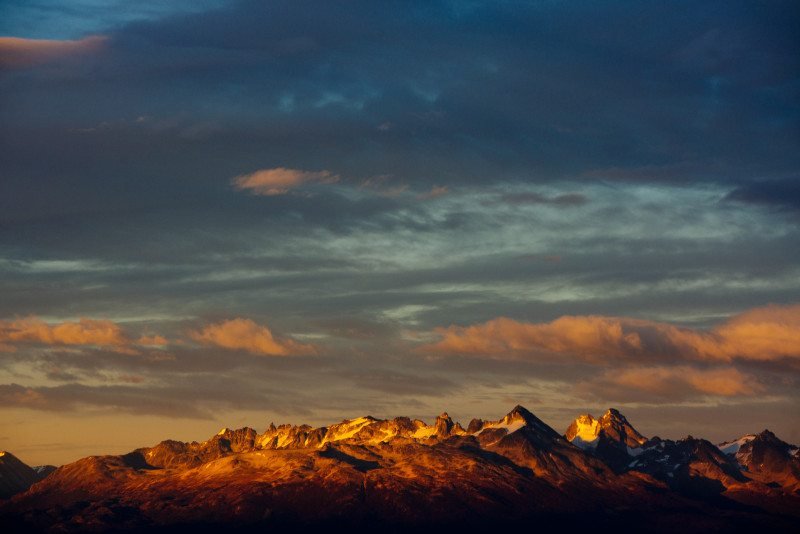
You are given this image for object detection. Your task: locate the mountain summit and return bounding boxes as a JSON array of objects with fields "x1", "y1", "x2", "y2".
[
  {"x1": 565, "y1": 408, "x2": 647, "y2": 450},
  {"x1": 564, "y1": 408, "x2": 648, "y2": 472}
]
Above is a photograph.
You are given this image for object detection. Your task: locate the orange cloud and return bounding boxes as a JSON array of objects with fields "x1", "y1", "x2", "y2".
[
  {"x1": 190, "y1": 318, "x2": 315, "y2": 356},
  {"x1": 232, "y1": 167, "x2": 338, "y2": 196},
  {"x1": 423, "y1": 303, "x2": 800, "y2": 363},
  {"x1": 0, "y1": 35, "x2": 107, "y2": 68},
  {"x1": 417, "y1": 185, "x2": 448, "y2": 200},
  {"x1": 583, "y1": 366, "x2": 763, "y2": 399},
  {"x1": 0, "y1": 317, "x2": 128, "y2": 349},
  {"x1": 713, "y1": 305, "x2": 800, "y2": 361}
]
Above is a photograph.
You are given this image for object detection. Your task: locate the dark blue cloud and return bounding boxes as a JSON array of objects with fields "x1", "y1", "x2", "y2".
[{"x1": 726, "y1": 177, "x2": 800, "y2": 213}]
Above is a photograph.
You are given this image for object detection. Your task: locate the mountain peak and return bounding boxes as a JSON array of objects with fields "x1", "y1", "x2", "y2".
[
  {"x1": 506, "y1": 405, "x2": 536, "y2": 423},
  {"x1": 600, "y1": 407, "x2": 627, "y2": 423},
  {"x1": 435, "y1": 412, "x2": 455, "y2": 436},
  {"x1": 0, "y1": 450, "x2": 41, "y2": 499},
  {"x1": 566, "y1": 408, "x2": 646, "y2": 451},
  {"x1": 599, "y1": 408, "x2": 647, "y2": 446},
  {"x1": 756, "y1": 429, "x2": 777, "y2": 440},
  {"x1": 565, "y1": 414, "x2": 600, "y2": 448}
]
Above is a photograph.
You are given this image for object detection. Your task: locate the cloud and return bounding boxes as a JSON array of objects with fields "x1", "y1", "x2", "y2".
[
  {"x1": 579, "y1": 366, "x2": 764, "y2": 401},
  {"x1": 231, "y1": 167, "x2": 339, "y2": 196},
  {"x1": 190, "y1": 318, "x2": 315, "y2": 356},
  {"x1": 500, "y1": 192, "x2": 588, "y2": 207},
  {"x1": 136, "y1": 335, "x2": 169, "y2": 346},
  {"x1": 0, "y1": 317, "x2": 178, "y2": 355},
  {"x1": 714, "y1": 304, "x2": 800, "y2": 361},
  {"x1": 0, "y1": 35, "x2": 107, "y2": 68},
  {"x1": 417, "y1": 185, "x2": 448, "y2": 200},
  {"x1": 358, "y1": 175, "x2": 409, "y2": 197},
  {"x1": 0, "y1": 383, "x2": 212, "y2": 419},
  {"x1": 423, "y1": 303, "x2": 800, "y2": 364},
  {"x1": 725, "y1": 178, "x2": 800, "y2": 212},
  {"x1": 0, "y1": 317, "x2": 129, "y2": 351}
]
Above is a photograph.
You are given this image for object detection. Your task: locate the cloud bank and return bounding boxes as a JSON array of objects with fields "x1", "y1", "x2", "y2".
[
  {"x1": 579, "y1": 366, "x2": 764, "y2": 401},
  {"x1": 423, "y1": 304, "x2": 800, "y2": 364}
]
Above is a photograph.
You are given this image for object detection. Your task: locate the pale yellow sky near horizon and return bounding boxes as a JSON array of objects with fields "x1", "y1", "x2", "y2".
[{"x1": 3, "y1": 397, "x2": 798, "y2": 466}]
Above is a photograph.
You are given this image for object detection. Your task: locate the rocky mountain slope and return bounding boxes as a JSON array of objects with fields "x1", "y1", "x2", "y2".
[
  {"x1": 1, "y1": 406, "x2": 798, "y2": 532},
  {"x1": 0, "y1": 452, "x2": 54, "y2": 500},
  {"x1": 720, "y1": 430, "x2": 800, "y2": 491}
]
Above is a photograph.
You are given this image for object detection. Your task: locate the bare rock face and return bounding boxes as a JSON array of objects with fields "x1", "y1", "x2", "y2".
[
  {"x1": 1, "y1": 407, "x2": 798, "y2": 532},
  {"x1": 466, "y1": 418, "x2": 484, "y2": 434},
  {"x1": 434, "y1": 412, "x2": 455, "y2": 437},
  {"x1": 599, "y1": 408, "x2": 648, "y2": 448}
]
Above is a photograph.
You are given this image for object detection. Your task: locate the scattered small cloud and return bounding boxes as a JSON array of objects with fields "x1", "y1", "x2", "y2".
[
  {"x1": 0, "y1": 317, "x2": 178, "y2": 355},
  {"x1": 0, "y1": 317, "x2": 129, "y2": 351},
  {"x1": 0, "y1": 35, "x2": 107, "y2": 69},
  {"x1": 417, "y1": 185, "x2": 448, "y2": 200},
  {"x1": 231, "y1": 167, "x2": 339, "y2": 196},
  {"x1": 359, "y1": 175, "x2": 408, "y2": 197},
  {"x1": 190, "y1": 318, "x2": 316, "y2": 356}
]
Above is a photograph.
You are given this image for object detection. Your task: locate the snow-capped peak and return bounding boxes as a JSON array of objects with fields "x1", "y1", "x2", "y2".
[{"x1": 718, "y1": 434, "x2": 756, "y2": 456}]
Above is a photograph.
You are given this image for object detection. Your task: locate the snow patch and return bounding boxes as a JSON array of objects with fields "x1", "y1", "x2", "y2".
[
  {"x1": 322, "y1": 417, "x2": 375, "y2": 444},
  {"x1": 627, "y1": 446, "x2": 644, "y2": 457},
  {"x1": 718, "y1": 434, "x2": 756, "y2": 455},
  {"x1": 478, "y1": 418, "x2": 526, "y2": 436},
  {"x1": 571, "y1": 436, "x2": 599, "y2": 450},
  {"x1": 412, "y1": 425, "x2": 437, "y2": 439}
]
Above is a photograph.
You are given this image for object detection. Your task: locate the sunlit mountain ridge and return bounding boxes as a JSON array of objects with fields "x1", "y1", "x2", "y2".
[{"x1": 2, "y1": 405, "x2": 798, "y2": 532}]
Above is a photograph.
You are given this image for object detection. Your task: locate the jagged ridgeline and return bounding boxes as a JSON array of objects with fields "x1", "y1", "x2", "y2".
[{"x1": 1, "y1": 406, "x2": 798, "y2": 532}]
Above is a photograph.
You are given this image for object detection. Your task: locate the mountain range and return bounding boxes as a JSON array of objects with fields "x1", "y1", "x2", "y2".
[{"x1": 1, "y1": 405, "x2": 798, "y2": 532}]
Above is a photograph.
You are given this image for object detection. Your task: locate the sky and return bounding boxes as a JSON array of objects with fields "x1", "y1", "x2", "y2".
[{"x1": 1, "y1": 0, "x2": 799, "y2": 466}]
